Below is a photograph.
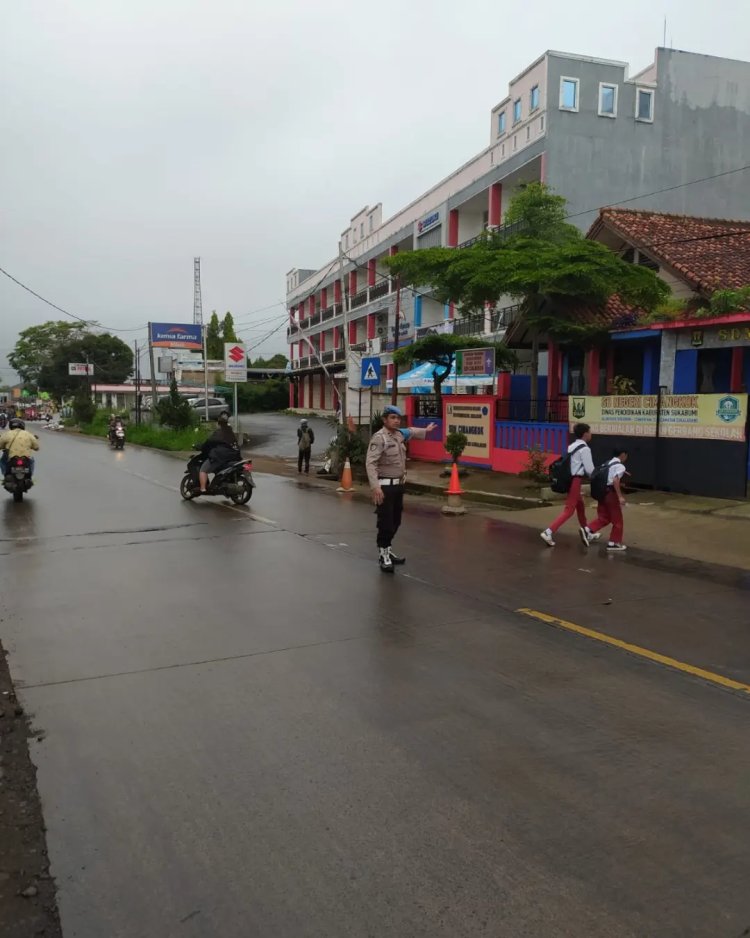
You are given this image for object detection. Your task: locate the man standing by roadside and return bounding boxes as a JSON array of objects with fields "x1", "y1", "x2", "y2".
[
  {"x1": 366, "y1": 405, "x2": 437, "y2": 573},
  {"x1": 297, "y1": 418, "x2": 314, "y2": 474},
  {"x1": 540, "y1": 422, "x2": 596, "y2": 548}
]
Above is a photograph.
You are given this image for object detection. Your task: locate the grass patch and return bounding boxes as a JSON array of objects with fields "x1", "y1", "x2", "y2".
[{"x1": 78, "y1": 409, "x2": 202, "y2": 451}]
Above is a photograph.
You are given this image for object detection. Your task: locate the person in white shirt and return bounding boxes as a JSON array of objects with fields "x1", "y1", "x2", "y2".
[
  {"x1": 540, "y1": 422, "x2": 595, "y2": 547},
  {"x1": 583, "y1": 448, "x2": 629, "y2": 551}
]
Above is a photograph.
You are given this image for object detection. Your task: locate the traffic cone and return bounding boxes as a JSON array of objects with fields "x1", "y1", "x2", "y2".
[
  {"x1": 441, "y1": 462, "x2": 467, "y2": 516},
  {"x1": 337, "y1": 458, "x2": 354, "y2": 493}
]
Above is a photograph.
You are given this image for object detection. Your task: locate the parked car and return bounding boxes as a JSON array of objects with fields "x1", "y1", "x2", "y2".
[{"x1": 189, "y1": 397, "x2": 232, "y2": 420}]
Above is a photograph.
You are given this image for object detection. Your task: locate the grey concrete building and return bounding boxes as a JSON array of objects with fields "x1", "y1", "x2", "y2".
[{"x1": 285, "y1": 47, "x2": 750, "y2": 415}]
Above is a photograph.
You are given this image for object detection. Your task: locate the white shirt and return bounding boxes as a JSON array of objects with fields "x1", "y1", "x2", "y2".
[
  {"x1": 606, "y1": 457, "x2": 627, "y2": 487},
  {"x1": 568, "y1": 441, "x2": 594, "y2": 477}
]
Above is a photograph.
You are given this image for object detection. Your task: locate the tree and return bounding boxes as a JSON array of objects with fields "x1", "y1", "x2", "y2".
[
  {"x1": 385, "y1": 183, "x2": 669, "y2": 415},
  {"x1": 156, "y1": 375, "x2": 195, "y2": 430},
  {"x1": 9, "y1": 320, "x2": 88, "y2": 385},
  {"x1": 37, "y1": 332, "x2": 133, "y2": 399},
  {"x1": 206, "y1": 311, "x2": 222, "y2": 359},
  {"x1": 252, "y1": 353, "x2": 288, "y2": 369},
  {"x1": 221, "y1": 312, "x2": 238, "y2": 344},
  {"x1": 392, "y1": 334, "x2": 515, "y2": 414}
]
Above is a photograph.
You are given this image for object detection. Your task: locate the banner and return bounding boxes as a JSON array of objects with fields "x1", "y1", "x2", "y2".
[
  {"x1": 569, "y1": 394, "x2": 748, "y2": 442},
  {"x1": 150, "y1": 322, "x2": 204, "y2": 350},
  {"x1": 445, "y1": 400, "x2": 492, "y2": 459}
]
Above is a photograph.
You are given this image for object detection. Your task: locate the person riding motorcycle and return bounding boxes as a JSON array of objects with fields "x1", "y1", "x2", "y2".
[
  {"x1": 197, "y1": 414, "x2": 239, "y2": 494},
  {"x1": 0, "y1": 418, "x2": 40, "y2": 479}
]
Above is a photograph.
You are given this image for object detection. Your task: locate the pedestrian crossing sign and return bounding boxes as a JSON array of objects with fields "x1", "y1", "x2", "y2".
[{"x1": 361, "y1": 357, "x2": 381, "y2": 387}]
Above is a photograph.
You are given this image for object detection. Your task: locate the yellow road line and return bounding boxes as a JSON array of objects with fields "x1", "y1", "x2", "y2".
[{"x1": 517, "y1": 607, "x2": 750, "y2": 697}]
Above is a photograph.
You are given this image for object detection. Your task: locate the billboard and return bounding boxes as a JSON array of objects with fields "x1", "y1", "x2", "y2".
[
  {"x1": 68, "y1": 363, "x2": 94, "y2": 376},
  {"x1": 569, "y1": 394, "x2": 748, "y2": 442},
  {"x1": 224, "y1": 342, "x2": 247, "y2": 383},
  {"x1": 457, "y1": 348, "x2": 495, "y2": 377},
  {"x1": 150, "y1": 322, "x2": 204, "y2": 350}
]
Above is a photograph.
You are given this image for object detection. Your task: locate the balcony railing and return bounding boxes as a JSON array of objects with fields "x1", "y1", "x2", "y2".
[
  {"x1": 351, "y1": 289, "x2": 369, "y2": 310},
  {"x1": 369, "y1": 280, "x2": 389, "y2": 301},
  {"x1": 458, "y1": 220, "x2": 527, "y2": 249},
  {"x1": 322, "y1": 350, "x2": 334, "y2": 364},
  {"x1": 321, "y1": 306, "x2": 335, "y2": 321}
]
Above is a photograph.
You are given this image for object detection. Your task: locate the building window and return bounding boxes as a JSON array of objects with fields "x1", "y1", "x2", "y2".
[
  {"x1": 513, "y1": 135, "x2": 517, "y2": 151},
  {"x1": 369, "y1": 215, "x2": 373, "y2": 232},
  {"x1": 636, "y1": 88, "x2": 654, "y2": 122},
  {"x1": 559, "y1": 77, "x2": 579, "y2": 111},
  {"x1": 530, "y1": 85, "x2": 540, "y2": 111},
  {"x1": 501, "y1": 143, "x2": 505, "y2": 157},
  {"x1": 345, "y1": 234, "x2": 349, "y2": 249},
  {"x1": 598, "y1": 82, "x2": 618, "y2": 117},
  {"x1": 497, "y1": 111, "x2": 506, "y2": 135},
  {"x1": 526, "y1": 125, "x2": 531, "y2": 141},
  {"x1": 360, "y1": 222, "x2": 364, "y2": 238},
  {"x1": 540, "y1": 114, "x2": 545, "y2": 132},
  {"x1": 513, "y1": 99, "x2": 522, "y2": 124}
]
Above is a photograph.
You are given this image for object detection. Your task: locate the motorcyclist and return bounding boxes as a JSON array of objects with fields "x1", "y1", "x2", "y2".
[
  {"x1": 107, "y1": 414, "x2": 117, "y2": 443},
  {"x1": 197, "y1": 414, "x2": 239, "y2": 494},
  {"x1": 0, "y1": 418, "x2": 40, "y2": 479}
]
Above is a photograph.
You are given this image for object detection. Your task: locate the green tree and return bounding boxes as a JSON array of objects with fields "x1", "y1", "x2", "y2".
[
  {"x1": 37, "y1": 332, "x2": 133, "y2": 399},
  {"x1": 72, "y1": 388, "x2": 96, "y2": 425},
  {"x1": 156, "y1": 375, "x2": 195, "y2": 430},
  {"x1": 9, "y1": 320, "x2": 88, "y2": 385},
  {"x1": 385, "y1": 183, "x2": 669, "y2": 416},
  {"x1": 252, "y1": 353, "x2": 288, "y2": 369},
  {"x1": 206, "y1": 311, "x2": 223, "y2": 359},
  {"x1": 221, "y1": 312, "x2": 238, "y2": 344},
  {"x1": 392, "y1": 334, "x2": 515, "y2": 414}
]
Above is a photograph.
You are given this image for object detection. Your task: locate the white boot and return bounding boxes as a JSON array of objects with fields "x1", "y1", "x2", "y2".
[{"x1": 379, "y1": 548, "x2": 394, "y2": 572}]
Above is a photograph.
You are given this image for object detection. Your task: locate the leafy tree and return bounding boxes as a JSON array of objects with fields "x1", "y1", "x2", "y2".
[
  {"x1": 392, "y1": 334, "x2": 515, "y2": 413},
  {"x1": 156, "y1": 375, "x2": 195, "y2": 430},
  {"x1": 9, "y1": 320, "x2": 88, "y2": 385},
  {"x1": 445, "y1": 431, "x2": 468, "y2": 464},
  {"x1": 221, "y1": 312, "x2": 238, "y2": 344},
  {"x1": 385, "y1": 183, "x2": 669, "y2": 415},
  {"x1": 37, "y1": 332, "x2": 133, "y2": 399},
  {"x1": 206, "y1": 311, "x2": 222, "y2": 359},
  {"x1": 252, "y1": 353, "x2": 288, "y2": 369},
  {"x1": 72, "y1": 388, "x2": 96, "y2": 425}
]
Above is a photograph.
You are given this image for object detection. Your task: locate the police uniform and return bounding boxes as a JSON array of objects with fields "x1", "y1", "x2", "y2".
[{"x1": 366, "y1": 411, "x2": 429, "y2": 571}]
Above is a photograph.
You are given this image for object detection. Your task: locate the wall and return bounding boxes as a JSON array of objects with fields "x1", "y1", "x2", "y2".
[{"x1": 545, "y1": 49, "x2": 750, "y2": 232}]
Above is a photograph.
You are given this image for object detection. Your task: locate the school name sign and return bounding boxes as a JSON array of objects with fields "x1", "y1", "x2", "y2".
[{"x1": 569, "y1": 394, "x2": 748, "y2": 442}]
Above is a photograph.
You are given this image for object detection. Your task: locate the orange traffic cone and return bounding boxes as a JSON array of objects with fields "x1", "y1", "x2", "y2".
[
  {"x1": 337, "y1": 457, "x2": 354, "y2": 493},
  {"x1": 441, "y1": 462, "x2": 467, "y2": 515}
]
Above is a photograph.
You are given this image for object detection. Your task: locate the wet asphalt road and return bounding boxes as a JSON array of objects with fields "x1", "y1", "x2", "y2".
[
  {"x1": 237, "y1": 412, "x2": 332, "y2": 460},
  {"x1": 1, "y1": 431, "x2": 750, "y2": 937}
]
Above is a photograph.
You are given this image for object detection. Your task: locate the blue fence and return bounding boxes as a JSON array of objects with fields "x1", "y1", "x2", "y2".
[{"x1": 495, "y1": 421, "x2": 568, "y2": 454}]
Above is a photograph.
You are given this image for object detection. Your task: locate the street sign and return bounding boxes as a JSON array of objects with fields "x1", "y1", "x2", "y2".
[
  {"x1": 456, "y1": 348, "x2": 495, "y2": 377},
  {"x1": 68, "y1": 362, "x2": 94, "y2": 376},
  {"x1": 361, "y1": 356, "x2": 381, "y2": 387},
  {"x1": 224, "y1": 342, "x2": 247, "y2": 383}
]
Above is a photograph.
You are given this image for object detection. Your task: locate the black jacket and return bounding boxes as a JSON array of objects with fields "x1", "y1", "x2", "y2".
[{"x1": 201, "y1": 427, "x2": 239, "y2": 470}]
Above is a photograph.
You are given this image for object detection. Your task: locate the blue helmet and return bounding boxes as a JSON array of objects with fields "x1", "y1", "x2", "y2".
[{"x1": 383, "y1": 405, "x2": 402, "y2": 417}]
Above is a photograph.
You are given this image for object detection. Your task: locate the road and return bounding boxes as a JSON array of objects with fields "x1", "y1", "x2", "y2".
[
  {"x1": 237, "y1": 411, "x2": 332, "y2": 460},
  {"x1": 1, "y1": 430, "x2": 749, "y2": 937}
]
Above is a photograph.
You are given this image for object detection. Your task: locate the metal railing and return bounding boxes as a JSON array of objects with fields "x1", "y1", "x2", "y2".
[
  {"x1": 351, "y1": 289, "x2": 369, "y2": 310},
  {"x1": 321, "y1": 306, "x2": 335, "y2": 321},
  {"x1": 496, "y1": 397, "x2": 568, "y2": 423},
  {"x1": 457, "y1": 219, "x2": 527, "y2": 249},
  {"x1": 369, "y1": 280, "x2": 389, "y2": 301}
]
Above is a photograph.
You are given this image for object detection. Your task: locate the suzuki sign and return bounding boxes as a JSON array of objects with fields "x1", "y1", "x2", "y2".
[{"x1": 224, "y1": 343, "x2": 247, "y2": 383}]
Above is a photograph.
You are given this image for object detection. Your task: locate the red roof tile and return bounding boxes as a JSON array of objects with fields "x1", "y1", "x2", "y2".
[{"x1": 590, "y1": 208, "x2": 750, "y2": 293}]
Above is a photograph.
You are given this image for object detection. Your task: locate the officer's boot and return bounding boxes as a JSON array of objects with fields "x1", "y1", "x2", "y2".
[
  {"x1": 378, "y1": 548, "x2": 394, "y2": 573},
  {"x1": 388, "y1": 547, "x2": 405, "y2": 565}
]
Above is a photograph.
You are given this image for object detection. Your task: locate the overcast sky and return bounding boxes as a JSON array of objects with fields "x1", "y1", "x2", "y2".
[{"x1": 1, "y1": 0, "x2": 748, "y2": 381}]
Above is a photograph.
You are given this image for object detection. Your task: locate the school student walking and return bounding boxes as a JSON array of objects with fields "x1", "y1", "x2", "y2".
[
  {"x1": 583, "y1": 448, "x2": 629, "y2": 552},
  {"x1": 540, "y1": 422, "x2": 596, "y2": 548}
]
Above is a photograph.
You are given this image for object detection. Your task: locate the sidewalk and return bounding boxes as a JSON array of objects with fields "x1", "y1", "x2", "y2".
[{"x1": 402, "y1": 461, "x2": 750, "y2": 572}]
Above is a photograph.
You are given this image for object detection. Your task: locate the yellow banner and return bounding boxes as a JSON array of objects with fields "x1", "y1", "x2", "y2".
[
  {"x1": 569, "y1": 394, "x2": 747, "y2": 442},
  {"x1": 445, "y1": 400, "x2": 492, "y2": 459}
]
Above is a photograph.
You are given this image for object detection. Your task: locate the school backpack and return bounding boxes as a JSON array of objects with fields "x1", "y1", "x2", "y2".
[
  {"x1": 589, "y1": 461, "x2": 611, "y2": 502},
  {"x1": 298, "y1": 429, "x2": 312, "y2": 451},
  {"x1": 548, "y1": 442, "x2": 587, "y2": 494}
]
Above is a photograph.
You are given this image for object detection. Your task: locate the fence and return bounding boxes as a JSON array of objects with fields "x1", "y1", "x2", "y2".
[{"x1": 496, "y1": 397, "x2": 568, "y2": 422}]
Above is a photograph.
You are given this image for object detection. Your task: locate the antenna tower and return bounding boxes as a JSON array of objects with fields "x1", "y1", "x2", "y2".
[{"x1": 193, "y1": 257, "x2": 203, "y2": 325}]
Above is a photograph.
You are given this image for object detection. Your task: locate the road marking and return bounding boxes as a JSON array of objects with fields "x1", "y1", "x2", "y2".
[{"x1": 517, "y1": 607, "x2": 750, "y2": 697}]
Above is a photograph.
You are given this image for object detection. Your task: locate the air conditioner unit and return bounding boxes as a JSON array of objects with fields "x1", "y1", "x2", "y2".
[{"x1": 376, "y1": 325, "x2": 387, "y2": 336}]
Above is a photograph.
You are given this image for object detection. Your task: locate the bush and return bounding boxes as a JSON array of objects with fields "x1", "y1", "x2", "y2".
[
  {"x1": 236, "y1": 378, "x2": 290, "y2": 413},
  {"x1": 519, "y1": 445, "x2": 550, "y2": 483},
  {"x1": 445, "y1": 431, "x2": 468, "y2": 464},
  {"x1": 156, "y1": 377, "x2": 195, "y2": 430},
  {"x1": 73, "y1": 391, "x2": 96, "y2": 425}
]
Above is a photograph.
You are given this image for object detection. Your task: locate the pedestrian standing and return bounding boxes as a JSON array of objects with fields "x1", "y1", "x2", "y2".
[
  {"x1": 583, "y1": 448, "x2": 629, "y2": 552},
  {"x1": 297, "y1": 418, "x2": 314, "y2": 474},
  {"x1": 540, "y1": 422, "x2": 595, "y2": 547},
  {"x1": 365, "y1": 405, "x2": 437, "y2": 573}
]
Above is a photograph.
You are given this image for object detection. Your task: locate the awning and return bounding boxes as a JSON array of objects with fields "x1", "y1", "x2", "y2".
[{"x1": 387, "y1": 360, "x2": 494, "y2": 393}]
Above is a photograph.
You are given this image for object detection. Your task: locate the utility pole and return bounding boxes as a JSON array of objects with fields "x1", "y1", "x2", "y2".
[
  {"x1": 147, "y1": 323, "x2": 158, "y2": 417},
  {"x1": 134, "y1": 340, "x2": 141, "y2": 425},
  {"x1": 390, "y1": 275, "x2": 401, "y2": 405},
  {"x1": 339, "y1": 240, "x2": 348, "y2": 425}
]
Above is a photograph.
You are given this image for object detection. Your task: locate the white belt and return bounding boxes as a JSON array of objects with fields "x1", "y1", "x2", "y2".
[{"x1": 378, "y1": 476, "x2": 405, "y2": 486}]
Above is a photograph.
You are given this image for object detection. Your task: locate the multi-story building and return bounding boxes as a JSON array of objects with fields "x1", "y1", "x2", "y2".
[{"x1": 286, "y1": 47, "x2": 750, "y2": 414}]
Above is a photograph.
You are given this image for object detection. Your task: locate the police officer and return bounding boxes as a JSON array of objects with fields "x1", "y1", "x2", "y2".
[{"x1": 365, "y1": 404, "x2": 437, "y2": 573}]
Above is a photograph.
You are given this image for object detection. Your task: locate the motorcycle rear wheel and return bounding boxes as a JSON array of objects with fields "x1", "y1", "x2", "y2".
[
  {"x1": 230, "y1": 478, "x2": 252, "y2": 504},
  {"x1": 13, "y1": 489, "x2": 23, "y2": 503},
  {"x1": 180, "y1": 475, "x2": 197, "y2": 500}
]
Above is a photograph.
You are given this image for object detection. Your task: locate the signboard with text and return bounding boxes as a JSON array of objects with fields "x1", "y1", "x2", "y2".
[
  {"x1": 68, "y1": 363, "x2": 94, "y2": 376},
  {"x1": 150, "y1": 322, "x2": 204, "y2": 350},
  {"x1": 445, "y1": 400, "x2": 492, "y2": 459},
  {"x1": 569, "y1": 394, "x2": 748, "y2": 442},
  {"x1": 224, "y1": 342, "x2": 247, "y2": 383},
  {"x1": 456, "y1": 348, "x2": 495, "y2": 377}
]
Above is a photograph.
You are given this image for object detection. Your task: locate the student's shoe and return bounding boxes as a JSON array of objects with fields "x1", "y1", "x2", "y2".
[
  {"x1": 579, "y1": 526, "x2": 591, "y2": 546},
  {"x1": 388, "y1": 548, "x2": 406, "y2": 565},
  {"x1": 606, "y1": 542, "x2": 628, "y2": 552},
  {"x1": 588, "y1": 531, "x2": 601, "y2": 542},
  {"x1": 540, "y1": 530, "x2": 555, "y2": 547},
  {"x1": 379, "y1": 548, "x2": 394, "y2": 572}
]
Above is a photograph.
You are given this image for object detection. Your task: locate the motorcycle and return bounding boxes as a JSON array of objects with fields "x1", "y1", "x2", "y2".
[
  {"x1": 179, "y1": 446, "x2": 255, "y2": 505},
  {"x1": 110, "y1": 423, "x2": 126, "y2": 450},
  {"x1": 3, "y1": 455, "x2": 33, "y2": 503}
]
